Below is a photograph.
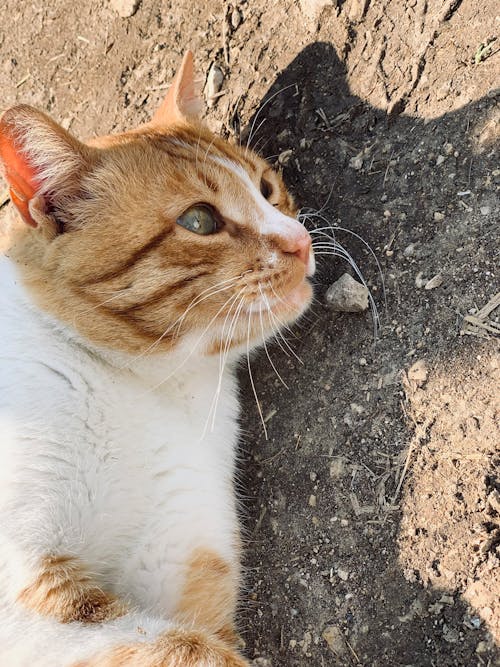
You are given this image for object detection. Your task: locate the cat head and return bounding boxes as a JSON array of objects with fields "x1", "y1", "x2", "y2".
[{"x1": 0, "y1": 52, "x2": 314, "y2": 357}]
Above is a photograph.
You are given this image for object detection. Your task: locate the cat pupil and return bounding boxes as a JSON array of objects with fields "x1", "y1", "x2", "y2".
[{"x1": 260, "y1": 177, "x2": 272, "y2": 199}]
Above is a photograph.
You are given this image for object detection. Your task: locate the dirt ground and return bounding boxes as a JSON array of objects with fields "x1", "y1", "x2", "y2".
[{"x1": 0, "y1": 1, "x2": 498, "y2": 665}]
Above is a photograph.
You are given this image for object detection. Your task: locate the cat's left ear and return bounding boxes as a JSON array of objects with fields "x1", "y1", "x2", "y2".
[
  {"x1": 149, "y1": 51, "x2": 204, "y2": 127},
  {"x1": 0, "y1": 105, "x2": 94, "y2": 229}
]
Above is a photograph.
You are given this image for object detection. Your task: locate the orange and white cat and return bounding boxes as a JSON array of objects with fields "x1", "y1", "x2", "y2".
[{"x1": 0, "y1": 52, "x2": 314, "y2": 666}]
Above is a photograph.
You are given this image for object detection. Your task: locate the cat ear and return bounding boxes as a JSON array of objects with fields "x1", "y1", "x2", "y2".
[
  {"x1": 150, "y1": 51, "x2": 204, "y2": 126},
  {"x1": 0, "y1": 105, "x2": 92, "y2": 228}
]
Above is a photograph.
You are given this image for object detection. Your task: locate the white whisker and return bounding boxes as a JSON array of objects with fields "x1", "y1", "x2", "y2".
[{"x1": 246, "y1": 311, "x2": 268, "y2": 440}]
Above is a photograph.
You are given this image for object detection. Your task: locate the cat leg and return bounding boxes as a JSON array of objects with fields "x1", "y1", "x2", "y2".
[{"x1": 0, "y1": 602, "x2": 250, "y2": 667}]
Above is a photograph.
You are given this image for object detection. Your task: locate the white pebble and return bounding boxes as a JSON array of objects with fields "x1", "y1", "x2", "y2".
[
  {"x1": 433, "y1": 211, "x2": 445, "y2": 221},
  {"x1": 206, "y1": 64, "x2": 224, "y2": 108},
  {"x1": 111, "y1": 0, "x2": 140, "y2": 17}
]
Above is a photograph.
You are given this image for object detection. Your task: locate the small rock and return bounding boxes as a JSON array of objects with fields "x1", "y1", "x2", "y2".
[
  {"x1": 439, "y1": 595, "x2": 455, "y2": 605},
  {"x1": 415, "y1": 271, "x2": 426, "y2": 288},
  {"x1": 330, "y1": 457, "x2": 347, "y2": 479},
  {"x1": 475, "y1": 641, "x2": 488, "y2": 654},
  {"x1": 337, "y1": 568, "x2": 349, "y2": 581},
  {"x1": 403, "y1": 243, "x2": 416, "y2": 257},
  {"x1": 407, "y1": 359, "x2": 428, "y2": 387},
  {"x1": 326, "y1": 273, "x2": 369, "y2": 312},
  {"x1": 111, "y1": 0, "x2": 141, "y2": 18},
  {"x1": 383, "y1": 209, "x2": 392, "y2": 218},
  {"x1": 230, "y1": 7, "x2": 242, "y2": 30},
  {"x1": 206, "y1": 64, "x2": 224, "y2": 108},
  {"x1": 480, "y1": 206, "x2": 491, "y2": 215},
  {"x1": 278, "y1": 149, "x2": 293, "y2": 166},
  {"x1": 442, "y1": 625, "x2": 459, "y2": 643},
  {"x1": 433, "y1": 211, "x2": 445, "y2": 221},
  {"x1": 322, "y1": 625, "x2": 348, "y2": 657},
  {"x1": 349, "y1": 155, "x2": 363, "y2": 170},
  {"x1": 436, "y1": 154, "x2": 446, "y2": 166},
  {"x1": 309, "y1": 494, "x2": 317, "y2": 507},
  {"x1": 443, "y1": 142, "x2": 454, "y2": 155},
  {"x1": 299, "y1": 0, "x2": 336, "y2": 20},
  {"x1": 359, "y1": 357, "x2": 367, "y2": 366},
  {"x1": 487, "y1": 489, "x2": 500, "y2": 514},
  {"x1": 424, "y1": 274, "x2": 443, "y2": 290}
]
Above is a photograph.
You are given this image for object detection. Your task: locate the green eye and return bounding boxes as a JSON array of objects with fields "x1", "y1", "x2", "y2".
[{"x1": 176, "y1": 205, "x2": 218, "y2": 235}]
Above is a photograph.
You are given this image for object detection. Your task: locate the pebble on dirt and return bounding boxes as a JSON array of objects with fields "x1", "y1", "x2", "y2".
[
  {"x1": 326, "y1": 273, "x2": 369, "y2": 312},
  {"x1": 110, "y1": 0, "x2": 140, "y2": 18},
  {"x1": 206, "y1": 64, "x2": 224, "y2": 108}
]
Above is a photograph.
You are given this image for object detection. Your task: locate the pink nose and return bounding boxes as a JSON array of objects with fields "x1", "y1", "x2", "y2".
[{"x1": 280, "y1": 232, "x2": 312, "y2": 266}]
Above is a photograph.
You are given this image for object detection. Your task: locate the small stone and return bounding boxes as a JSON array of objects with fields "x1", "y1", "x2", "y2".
[
  {"x1": 337, "y1": 568, "x2": 349, "y2": 581},
  {"x1": 206, "y1": 64, "x2": 224, "y2": 108},
  {"x1": 442, "y1": 625, "x2": 459, "y2": 643},
  {"x1": 436, "y1": 154, "x2": 446, "y2": 166},
  {"x1": 487, "y1": 489, "x2": 500, "y2": 514},
  {"x1": 415, "y1": 271, "x2": 426, "y2": 288},
  {"x1": 433, "y1": 211, "x2": 445, "y2": 221},
  {"x1": 407, "y1": 359, "x2": 428, "y2": 387},
  {"x1": 475, "y1": 641, "x2": 488, "y2": 654},
  {"x1": 230, "y1": 7, "x2": 242, "y2": 30},
  {"x1": 383, "y1": 209, "x2": 391, "y2": 218},
  {"x1": 340, "y1": 518, "x2": 349, "y2": 526},
  {"x1": 380, "y1": 193, "x2": 388, "y2": 202},
  {"x1": 424, "y1": 274, "x2": 443, "y2": 290},
  {"x1": 359, "y1": 357, "x2": 367, "y2": 366},
  {"x1": 480, "y1": 206, "x2": 491, "y2": 215},
  {"x1": 326, "y1": 273, "x2": 369, "y2": 312},
  {"x1": 278, "y1": 149, "x2": 293, "y2": 166},
  {"x1": 330, "y1": 457, "x2": 346, "y2": 479},
  {"x1": 403, "y1": 243, "x2": 416, "y2": 257},
  {"x1": 309, "y1": 494, "x2": 317, "y2": 507},
  {"x1": 110, "y1": 0, "x2": 141, "y2": 18},
  {"x1": 299, "y1": 0, "x2": 336, "y2": 20},
  {"x1": 309, "y1": 471, "x2": 317, "y2": 482},
  {"x1": 443, "y1": 142, "x2": 454, "y2": 155},
  {"x1": 289, "y1": 639, "x2": 297, "y2": 649},
  {"x1": 349, "y1": 155, "x2": 363, "y2": 170},
  {"x1": 439, "y1": 595, "x2": 455, "y2": 605},
  {"x1": 322, "y1": 625, "x2": 348, "y2": 657}
]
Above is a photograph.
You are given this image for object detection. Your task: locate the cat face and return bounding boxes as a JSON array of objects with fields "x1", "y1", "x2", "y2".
[{"x1": 0, "y1": 52, "x2": 314, "y2": 356}]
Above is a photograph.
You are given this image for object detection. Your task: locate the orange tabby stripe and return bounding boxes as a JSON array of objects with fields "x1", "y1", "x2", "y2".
[
  {"x1": 18, "y1": 555, "x2": 127, "y2": 623},
  {"x1": 174, "y1": 548, "x2": 239, "y2": 645},
  {"x1": 71, "y1": 629, "x2": 249, "y2": 667}
]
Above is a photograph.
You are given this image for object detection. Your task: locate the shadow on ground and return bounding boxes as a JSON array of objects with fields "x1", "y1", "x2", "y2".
[{"x1": 238, "y1": 42, "x2": 499, "y2": 667}]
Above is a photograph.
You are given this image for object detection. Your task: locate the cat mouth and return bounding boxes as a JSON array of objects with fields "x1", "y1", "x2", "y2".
[{"x1": 247, "y1": 278, "x2": 312, "y2": 318}]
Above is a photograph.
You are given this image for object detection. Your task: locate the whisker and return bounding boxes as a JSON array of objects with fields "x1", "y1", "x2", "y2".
[
  {"x1": 246, "y1": 311, "x2": 268, "y2": 440},
  {"x1": 121, "y1": 276, "x2": 242, "y2": 369},
  {"x1": 147, "y1": 290, "x2": 241, "y2": 394},
  {"x1": 258, "y1": 284, "x2": 289, "y2": 389},
  {"x1": 261, "y1": 287, "x2": 303, "y2": 365}
]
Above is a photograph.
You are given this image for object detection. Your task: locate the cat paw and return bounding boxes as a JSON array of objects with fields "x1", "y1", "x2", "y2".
[{"x1": 76, "y1": 628, "x2": 251, "y2": 667}]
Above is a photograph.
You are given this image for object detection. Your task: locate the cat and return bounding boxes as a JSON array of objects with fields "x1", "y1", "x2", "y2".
[{"x1": 0, "y1": 51, "x2": 315, "y2": 666}]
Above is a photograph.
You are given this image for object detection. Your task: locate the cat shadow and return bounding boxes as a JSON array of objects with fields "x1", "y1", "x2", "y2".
[{"x1": 236, "y1": 42, "x2": 498, "y2": 666}]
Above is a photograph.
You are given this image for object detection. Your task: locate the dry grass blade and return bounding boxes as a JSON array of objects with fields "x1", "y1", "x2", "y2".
[{"x1": 461, "y1": 292, "x2": 500, "y2": 339}]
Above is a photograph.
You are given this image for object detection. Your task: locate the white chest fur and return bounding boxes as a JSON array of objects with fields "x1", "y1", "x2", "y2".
[{"x1": 0, "y1": 256, "x2": 240, "y2": 615}]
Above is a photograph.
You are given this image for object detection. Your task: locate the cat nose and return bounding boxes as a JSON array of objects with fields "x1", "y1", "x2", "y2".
[{"x1": 280, "y1": 232, "x2": 312, "y2": 266}]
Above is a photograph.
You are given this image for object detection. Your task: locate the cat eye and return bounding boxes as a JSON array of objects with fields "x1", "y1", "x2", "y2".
[
  {"x1": 260, "y1": 177, "x2": 273, "y2": 200},
  {"x1": 176, "y1": 205, "x2": 218, "y2": 235}
]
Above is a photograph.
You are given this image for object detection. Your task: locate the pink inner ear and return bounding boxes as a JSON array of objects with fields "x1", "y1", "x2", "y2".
[{"x1": 0, "y1": 125, "x2": 41, "y2": 227}]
